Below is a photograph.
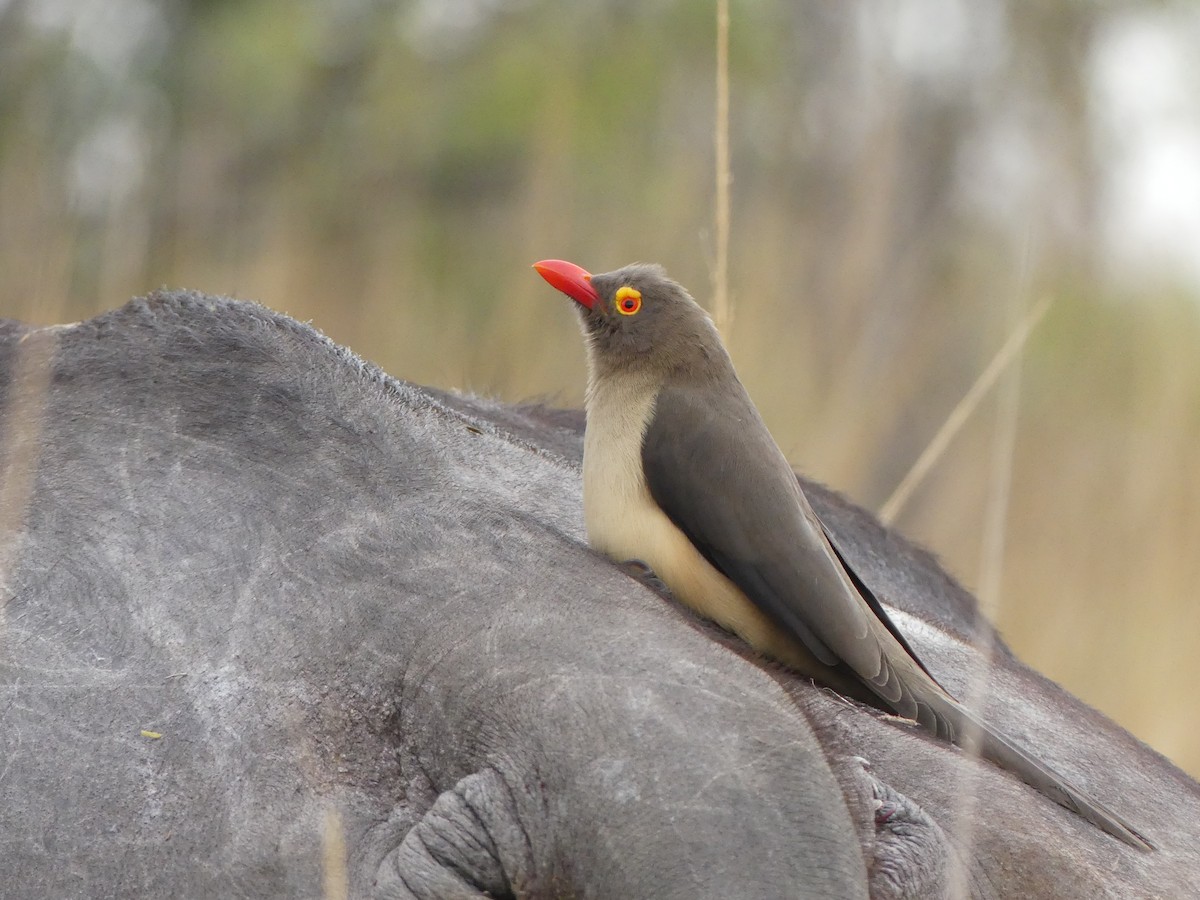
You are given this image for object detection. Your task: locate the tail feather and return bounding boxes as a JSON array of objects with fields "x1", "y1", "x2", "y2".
[{"x1": 935, "y1": 694, "x2": 1153, "y2": 851}]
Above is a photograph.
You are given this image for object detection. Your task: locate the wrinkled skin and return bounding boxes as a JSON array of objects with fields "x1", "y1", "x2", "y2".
[{"x1": 0, "y1": 293, "x2": 1197, "y2": 899}]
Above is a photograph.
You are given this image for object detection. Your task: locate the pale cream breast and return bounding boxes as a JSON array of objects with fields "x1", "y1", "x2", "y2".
[{"x1": 581, "y1": 368, "x2": 819, "y2": 670}]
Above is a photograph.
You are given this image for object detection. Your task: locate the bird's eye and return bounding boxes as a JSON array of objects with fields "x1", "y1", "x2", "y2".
[{"x1": 615, "y1": 286, "x2": 642, "y2": 316}]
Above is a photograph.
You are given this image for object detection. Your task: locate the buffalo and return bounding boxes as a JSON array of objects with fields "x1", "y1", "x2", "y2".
[{"x1": 1, "y1": 292, "x2": 1197, "y2": 898}]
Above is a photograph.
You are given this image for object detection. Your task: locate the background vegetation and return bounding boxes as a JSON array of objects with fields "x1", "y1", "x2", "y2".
[{"x1": 3, "y1": 0, "x2": 1199, "y2": 777}]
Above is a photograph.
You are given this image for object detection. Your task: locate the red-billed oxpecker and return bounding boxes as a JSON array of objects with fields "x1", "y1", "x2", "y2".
[{"x1": 533, "y1": 258, "x2": 1150, "y2": 850}]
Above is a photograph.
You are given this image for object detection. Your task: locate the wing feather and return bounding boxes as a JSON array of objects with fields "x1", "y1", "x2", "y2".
[{"x1": 643, "y1": 381, "x2": 882, "y2": 678}]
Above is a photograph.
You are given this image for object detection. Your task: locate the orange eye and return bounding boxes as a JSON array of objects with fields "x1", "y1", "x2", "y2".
[{"x1": 615, "y1": 286, "x2": 642, "y2": 316}]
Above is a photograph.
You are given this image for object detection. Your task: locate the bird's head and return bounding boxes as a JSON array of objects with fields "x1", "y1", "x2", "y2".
[{"x1": 533, "y1": 259, "x2": 724, "y2": 376}]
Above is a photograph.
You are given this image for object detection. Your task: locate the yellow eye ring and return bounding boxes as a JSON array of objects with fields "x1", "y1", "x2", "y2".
[{"x1": 615, "y1": 286, "x2": 642, "y2": 316}]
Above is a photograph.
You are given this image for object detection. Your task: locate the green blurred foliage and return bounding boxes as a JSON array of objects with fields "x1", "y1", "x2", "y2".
[{"x1": 2, "y1": 0, "x2": 1199, "y2": 776}]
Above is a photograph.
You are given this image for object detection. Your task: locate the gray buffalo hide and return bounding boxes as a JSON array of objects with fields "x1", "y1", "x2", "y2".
[{"x1": 0, "y1": 293, "x2": 1197, "y2": 899}]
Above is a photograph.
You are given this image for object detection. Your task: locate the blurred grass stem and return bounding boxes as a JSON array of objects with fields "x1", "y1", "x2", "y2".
[
  {"x1": 879, "y1": 294, "x2": 1052, "y2": 526},
  {"x1": 713, "y1": 0, "x2": 732, "y2": 334}
]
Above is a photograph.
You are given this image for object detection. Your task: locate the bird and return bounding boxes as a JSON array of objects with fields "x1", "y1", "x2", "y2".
[{"x1": 533, "y1": 257, "x2": 1151, "y2": 851}]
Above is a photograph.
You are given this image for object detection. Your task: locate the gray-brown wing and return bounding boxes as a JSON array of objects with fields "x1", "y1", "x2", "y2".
[{"x1": 641, "y1": 380, "x2": 942, "y2": 724}]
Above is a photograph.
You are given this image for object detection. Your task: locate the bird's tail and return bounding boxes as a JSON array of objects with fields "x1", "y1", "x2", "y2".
[{"x1": 934, "y1": 694, "x2": 1153, "y2": 851}]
